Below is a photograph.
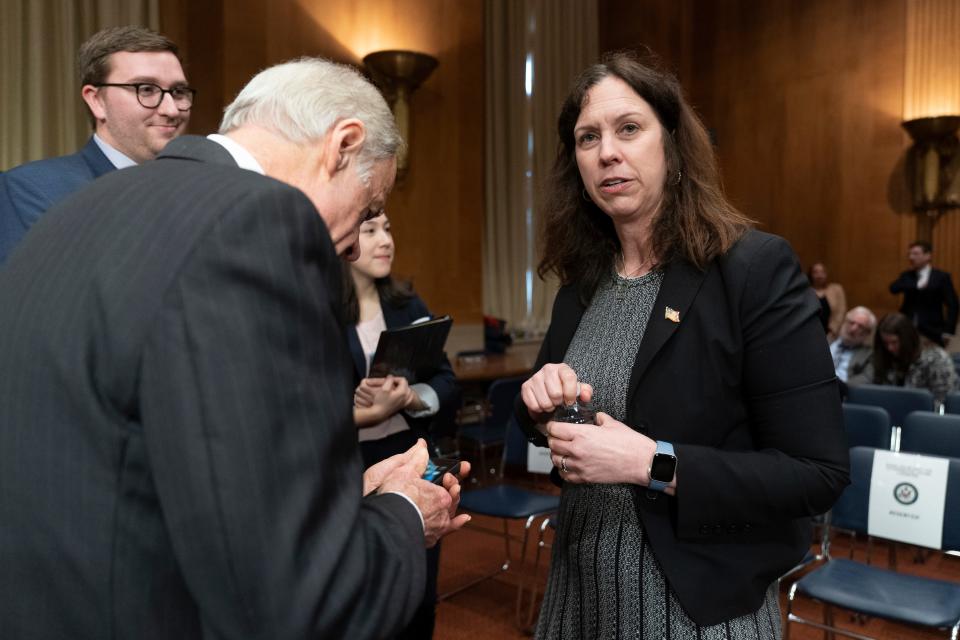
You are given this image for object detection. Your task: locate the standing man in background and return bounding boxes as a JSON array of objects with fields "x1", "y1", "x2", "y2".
[
  {"x1": 0, "y1": 57, "x2": 469, "y2": 639},
  {"x1": 0, "y1": 25, "x2": 190, "y2": 263},
  {"x1": 890, "y1": 241, "x2": 959, "y2": 347}
]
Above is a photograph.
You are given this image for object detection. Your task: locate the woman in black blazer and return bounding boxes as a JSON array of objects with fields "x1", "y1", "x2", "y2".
[
  {"x1": 344, "y1": 214, "x2": 459, "y2": 640},
  {"x1": 517, "y1": 53, "x2": 849, "y2": 639}
]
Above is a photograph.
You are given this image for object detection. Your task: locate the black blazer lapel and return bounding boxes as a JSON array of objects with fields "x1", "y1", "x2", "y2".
[
  {"x1": 627, "y1": 259, "x2": 707, "y2": 401},
  {"x1": 157, "y1": 135, "x2": 238, "y2": 167},
  {"x1": 346, "y1": 325, "x2": 367, "y2": 379},
  {"x1": 382, "y1": 303, "x2": 413, "y2": 328},
  {"x1": 348, "y1": 299, "x2": 416, "y2": 381}
]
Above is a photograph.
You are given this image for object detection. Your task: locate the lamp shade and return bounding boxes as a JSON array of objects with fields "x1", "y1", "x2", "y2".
[
  {"x1": 363, "y1": 50, "x2": 439, "y2": 180},
  {"x1": 902, "y1": 116, "x2": 960, "y2": 143},
  {"x1": 901, "y1": 116, "x2": 960, "y2": 212},
  {"x1": 363, "y1": 50, "x2": 438, "y2": 95}
]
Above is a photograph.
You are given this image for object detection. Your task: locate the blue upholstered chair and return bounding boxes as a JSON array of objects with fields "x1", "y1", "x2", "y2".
[
  {"x1": 901, "y1": 411, "x2": 960, "y2": 459},
  {"x1": 458, "y1": 375, "x2": 527, "y2": 481},
  {"x1": 842, "y1": 403, "x2": 892, "y2": 450},
  {"x1": 442, "y1": 417, "x2": 559, "y2": 629},
  {"x1": 785, "y1": 447, "x2": 960, "y2": 639},
  {"x1": 945, "y1": 391, "x2": 960, "y2": 416},
  {"x1": 846, "y1": 384, "x2": 935, "y2": 428}
]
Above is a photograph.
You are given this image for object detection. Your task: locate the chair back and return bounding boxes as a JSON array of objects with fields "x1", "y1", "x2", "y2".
[
  {"x1": 834, "y1": 447, "x2": 960, "y2": 551},
  {"x1": 842, "y1": 403, "x2": 892, "y2": 450},
  {"x1": 484, "y1": 376, "x2": 527, "y2": 431},
  {"x1": 901, "y1": 411, "x2": 960, "y2": 458},
  {"x1": 846, "y1": 384, "x2": 934, "y2": 426},
  {"x1": 504, "y1": 416, "x2": 531, "y2": 467},
  {"x1": 945, "y1": 391, "x2": 960, "y2": 415}
]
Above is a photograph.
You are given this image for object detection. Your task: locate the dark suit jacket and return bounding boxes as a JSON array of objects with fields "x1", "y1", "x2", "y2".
[
  {"x1": 517, "y1": 230, "x2": 850, "y2": 626},
  {"x1": 346, "y1": 293, "x2": 459, "y2": 446},
  {"x1": 0, "y1": 136, "x2": 426, "y2": 639},
  {"x1": 890, "y1": 267, "x2": 960, "y2": 344},
  {"x1": 0, "y1": 137, "x2": 115, "y2": 264}
]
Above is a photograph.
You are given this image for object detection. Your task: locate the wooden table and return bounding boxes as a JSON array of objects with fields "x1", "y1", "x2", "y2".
[{"x1": 452, "y1": 341, "x2": 541, "y2": 382}]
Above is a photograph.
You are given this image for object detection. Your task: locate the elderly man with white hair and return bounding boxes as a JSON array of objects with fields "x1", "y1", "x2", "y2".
[
  {"x1": 0, "y1": 58, "x2": 469, "y2": 640},
  {"x1": 830, "y1": 305, "x2": 877, "y2": 386}
]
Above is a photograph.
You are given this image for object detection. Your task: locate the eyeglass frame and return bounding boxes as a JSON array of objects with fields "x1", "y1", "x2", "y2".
[{"x1": 93, "y1": 82, "x2": 196, "y2": 111}]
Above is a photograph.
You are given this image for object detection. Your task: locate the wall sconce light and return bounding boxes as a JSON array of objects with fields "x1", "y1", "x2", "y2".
[
  {"x1": 902, "y1": 115, "x2": 960, "y2": 213},
  {"x1": 363, "y1": 50, "x2": 438, "y2": 179}
]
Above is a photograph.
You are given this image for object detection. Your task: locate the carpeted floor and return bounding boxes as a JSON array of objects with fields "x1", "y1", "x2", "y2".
[{"x1": 434, "y1": 495, "x2": 959, "y2": 639}]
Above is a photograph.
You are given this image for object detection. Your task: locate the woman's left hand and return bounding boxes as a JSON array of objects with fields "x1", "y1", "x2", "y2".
[
  {"x1": 547, "y1": 412, "x2": 658, "y2": 486},
  {"x1": 354, "y1": 377, "x2": 382, "y2": 408}
]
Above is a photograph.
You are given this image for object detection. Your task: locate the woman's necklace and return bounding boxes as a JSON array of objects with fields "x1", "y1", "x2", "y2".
[{"x1": 615, "y1": 255, "x2": 654, "y2": 302}]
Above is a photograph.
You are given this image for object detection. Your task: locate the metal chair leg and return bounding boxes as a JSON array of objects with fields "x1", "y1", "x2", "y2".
[
  {"x1": 824, "y1": 604, "x2": 835, "y2": 640},
  {"x1": 514, "y1": 514, "x2": 549, "y2": 631},
  {"x1": 521, "y1": 516, "x2": 554, "y2": 629},
  {"x1": 784, "y1": 582, "x2": 797, "y2": 640}
]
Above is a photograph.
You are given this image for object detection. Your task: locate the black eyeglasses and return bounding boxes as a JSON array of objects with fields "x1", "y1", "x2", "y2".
[{"x1": 94, "y1": 83, "x2": 196, "y2": 110}]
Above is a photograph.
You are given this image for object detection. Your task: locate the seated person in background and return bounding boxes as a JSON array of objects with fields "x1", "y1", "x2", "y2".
[
  {"x1": 869, "y1": 312, "x2": 959, "y2": 406},
  {"x1": 0, "y1": 26, "x2": 191, "y2": 263},
  {"x1": 809, "y1": 262, "x2": 847, "y2": 341},
  {"x1": 345, "y1": 213, "x2": 459, "y2": 640},
  {"x1": 830, "y1": 306, "x2": 876, "y2": 388}
]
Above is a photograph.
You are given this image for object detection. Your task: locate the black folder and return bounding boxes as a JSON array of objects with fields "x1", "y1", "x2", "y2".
[{"x1": 369, "y1": 315, "x2": 453, "y2": 382}]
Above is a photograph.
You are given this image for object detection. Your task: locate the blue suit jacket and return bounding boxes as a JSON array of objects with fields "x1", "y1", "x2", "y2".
[{"x1": 0, "y1": 137, "x2": 115, "y2": 264}]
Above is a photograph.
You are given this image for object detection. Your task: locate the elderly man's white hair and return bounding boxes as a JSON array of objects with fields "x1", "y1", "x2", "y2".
[
  {"x1": 219, "y1": 57, "x2": 403, "y2": 183},
  {"x1": 848, "y1": 305, "x2": 877, "y2": 330}
]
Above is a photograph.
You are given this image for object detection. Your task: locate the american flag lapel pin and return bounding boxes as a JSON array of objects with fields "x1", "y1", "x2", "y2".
[{"x1": 665, "y1": 306, "x2": 680, "y2": 323}]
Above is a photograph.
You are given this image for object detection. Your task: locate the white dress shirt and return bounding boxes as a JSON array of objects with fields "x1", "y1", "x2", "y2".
[{"x1": 93, "y1": 134, "x2": 137, "y2": 169}]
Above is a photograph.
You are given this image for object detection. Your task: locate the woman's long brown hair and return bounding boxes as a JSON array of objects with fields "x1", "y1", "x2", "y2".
[{"x1": 538, "y1": 51, "x2": 753, "y2": 304}]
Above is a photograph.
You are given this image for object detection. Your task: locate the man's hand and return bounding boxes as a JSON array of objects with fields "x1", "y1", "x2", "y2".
[{"x1": 363, "y1": 440, "x2": 472, "y2": 547}]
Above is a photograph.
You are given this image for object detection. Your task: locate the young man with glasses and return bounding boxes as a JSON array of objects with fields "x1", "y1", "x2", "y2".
[{"x1": 0, "y1": 26, "x2": 192, "y2": 264}]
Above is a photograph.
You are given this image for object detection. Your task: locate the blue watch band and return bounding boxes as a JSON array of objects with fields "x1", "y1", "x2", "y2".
[{"x1": 648, "y1": 440, "x2": 677, "y2": 492}]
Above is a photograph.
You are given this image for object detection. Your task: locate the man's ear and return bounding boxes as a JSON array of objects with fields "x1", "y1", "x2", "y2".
[
  {"x1": 323, "y1": 118, "x2": 366, "y2": 176},
  {"x1": 80, "y1": 85, "x2": 106, "y2": 123}
]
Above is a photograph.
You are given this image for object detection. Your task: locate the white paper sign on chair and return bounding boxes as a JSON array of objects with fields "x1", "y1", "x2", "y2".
[
  {"x1": 527, "y1": 443, "x2": 553, "y2": 474},
  {"x1": 868, "y1": 449, "x2": 948, "y2": 549}
]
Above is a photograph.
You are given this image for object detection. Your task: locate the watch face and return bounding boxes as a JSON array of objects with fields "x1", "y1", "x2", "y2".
[{"x1": 650, "y1": 452, "x2": 677, "y2": 482}]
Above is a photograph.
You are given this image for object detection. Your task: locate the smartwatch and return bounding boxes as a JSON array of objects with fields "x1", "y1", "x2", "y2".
[{"x1": 648, "y1": 440, "x2": 677, "y2": 492}]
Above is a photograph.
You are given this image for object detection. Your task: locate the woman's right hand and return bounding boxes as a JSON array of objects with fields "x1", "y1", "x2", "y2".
[
  {"x1": 520, "y1": 363, "x2": 593, "y2": 421},
  {"x1": 357, "y1": 376, "x2": 412, "y2": 423}
]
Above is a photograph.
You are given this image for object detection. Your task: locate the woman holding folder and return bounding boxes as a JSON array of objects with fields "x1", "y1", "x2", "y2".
[{"x1": 344, "y1": 213, "x2": 458, "y2": 640}]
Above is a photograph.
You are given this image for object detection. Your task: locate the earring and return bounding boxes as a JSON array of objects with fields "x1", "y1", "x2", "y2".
[{"x1": 673, "y1": 170, "x2": 682, "y2": 186}]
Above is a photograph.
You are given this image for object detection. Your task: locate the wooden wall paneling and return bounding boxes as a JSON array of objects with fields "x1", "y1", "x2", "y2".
[
  {"x1": 598, "y1": 0, "x2": 692, "y2": 82},
  {"x1": 159, "y1": 0, "x2": 226, "y2": 137},
  {"x1": 684, "y1": 0, "x2": 911, "y2": 318},
  {"x1": 380, "y1": 0, "x2": 485, "y2": 324},
  {"x1": 157, "y1": 0, "x2": 485, "y2": 324},
  {"x1": 905, "y1": 0, "x2": 960, "y2": 330}
]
